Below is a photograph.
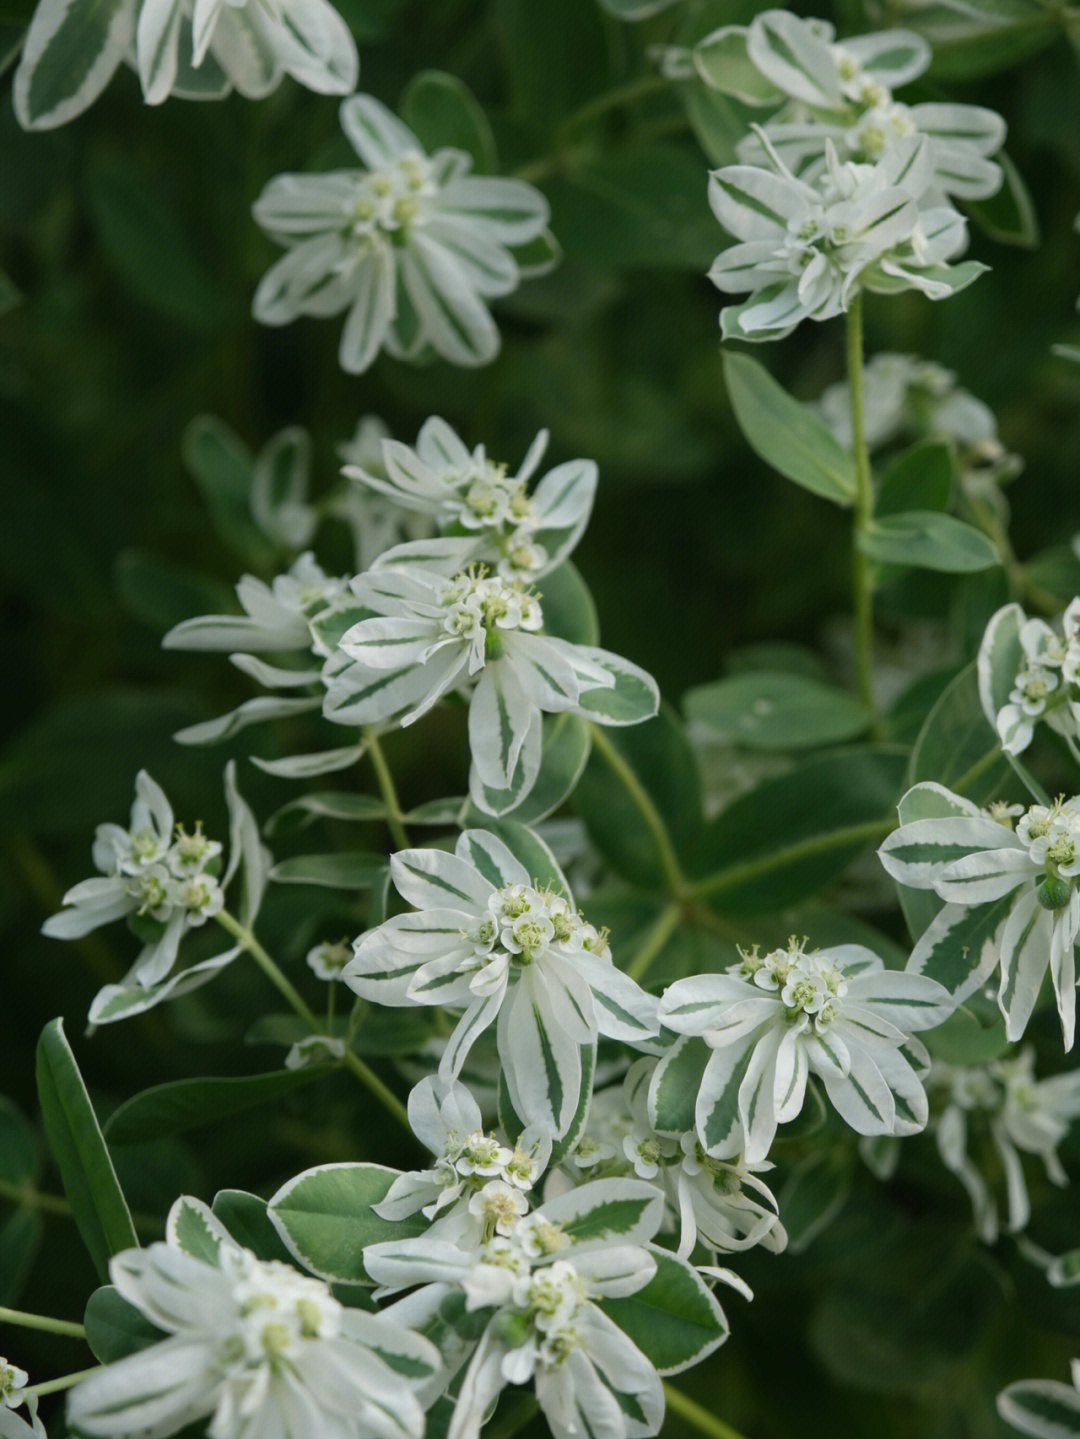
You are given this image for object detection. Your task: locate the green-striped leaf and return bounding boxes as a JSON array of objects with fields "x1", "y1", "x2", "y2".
[{"x1": 600, "y1": 1246, "x2": 728, "y2": 1374}]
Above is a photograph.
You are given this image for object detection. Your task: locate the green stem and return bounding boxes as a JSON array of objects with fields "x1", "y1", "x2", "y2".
[
  {"x1": 0, "y1": 1306, "x2": 85, "y2": 1340},
  {"x1": 23, "y1": 1367, "x2": 101, "y2": 1400},
  {"x1": 690, "y1": 816, "x2": 894, "y2": 900},
  {"x1": 846, "y1": 294, "x2": 876, "y2": 716},
  {"x1": 366, "y1": 731, "x2": 411, "y2": 852},
  {"x1": 215, "y1": 913, "x2": 412, "y2": 1135},
  {"x1": 626, "y1": 903, "x2": 682, "y2": 982},
  {"x1": 588, "y1": 725, "x2": 688, "y2": 898},
  {"x1": 554, "y1": 73, "x2": 670, "y2": 145},
  {"x1": 664, "y1": 1383, "x2": 750, "y2": 1439},
  {"x1": 0, "y1": 1178, "x2": 162, "y2": 1237},
  {"x1": 217, "y1": 911, "x2": 320, "y2": 1031}
]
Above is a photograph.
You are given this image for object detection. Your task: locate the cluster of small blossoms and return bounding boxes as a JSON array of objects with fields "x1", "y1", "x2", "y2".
[
  {"x1": 15, "y1": 0, "x2": 358, "y2": 129},
  {"x1": 658, "y1": 938, "x2": 953, "y2": 1163},
  {"x1": 344, "y1": 417, "x2": 597, "y2": 583},
  {"x1": 979, "y1": 600, "x2": 1080, "y2": 756},
  {"x1": 253, "y1": 96, "x2": 553, "y2": 374},
  {"x1": 926, "y1": 1048, "x2": 1080, "y2": 1243},
  {"x1": 68, "y1": 1200, "x2": 440, "y2": 1439},
  {"x1": 880, "y1": 784, "x2": 1080, "y2": 1048},
  {"x1": 0, "y1": 1359, "x2": 42, "y2": 1439}
]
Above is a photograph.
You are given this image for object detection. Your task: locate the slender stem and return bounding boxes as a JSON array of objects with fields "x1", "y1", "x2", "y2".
[
  {"x1": 366, "y1": 732, "x2": 411, "y2": 852},
  {"x1": 554, "y1": 73, "x2": 670, "y2": 145},
  {"x1": 588, "y1": 725, "x2": 688, "y2": 897},
  {"x1": 690, "y1": 816, "x2": 894, "y2": 900},
  {"x1": 664, "y1": 1383, "x2": 750, "y2": 1439},
  {"x1": 626, "y1": 903, "x2": 682, "y2": 982},
  {"x1": 846, "y1": 294, "x2": 876, "y2": 715},
  {"x1": 23, "y1": 1367, "x2": 101, "y2": 1400},
  {"x1": 217, "y1": 912, "x2": 320, "y2": 1031},
  {"x1": 0, "y1": 1307, "x2": 85, "y2": 1340},
  {"x1": 0, "y1": 1177, "x2": 162, "y2": 1237},
  {"x1": 215, "y1": 913, "x2": 412, "y2": 1135}
]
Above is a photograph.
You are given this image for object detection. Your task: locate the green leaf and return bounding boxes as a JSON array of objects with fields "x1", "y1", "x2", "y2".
[
  {"x1": 469, "y1": 713, "x2": 591, "y2": 822},
  {"x1": 780, "y1": 1152, "x2": 853, "y2": 1253},
  {"x1": 266, "y1": 790, "x2": 387, "y2": 836},
  {"x1": 539, "y1": 560, "x2": 600, "y2": 646},
  {"x1": 0, "y1": 1210, "x2": 44, "y2": 1305},
  {"x1": 211, "y1": 1190, "x2": 296, "y2": 1264},
  {"x1": 723, "y1": 350, "x2": 857, "y2": 505},
  {"x1": 693, "y1": 26, "x2": 783, "y2": 105},
  {"x1": 966, "y1": 152, "x2": 1039, "y2": 247},
  {"x1": 498, "y1": 1041, "x2": 596, "y2": 1167},
  {"x1": 547, "y1": 145, "x2": 719, "y2": 272},
  {"x1": 998, "y1": 1379, "x2": 1080, "y2": 1437},
  {"x1": 268, "y1": 1164, "x2": 427, "y2": 1285},
  {"x1": 84, "y1": 1286, "x2": 163, "y2": 1364},
  {"x1": 684, "y1": 671, "x2": 871, "y2": 750},
  {"x1": 494, "y1": 0, "x2": 610, "y2": 137},
  {"x1": 36, "y1": 1018, "x2": 138, "y2": 1280},
  {"x1": 575, "y1": 709, "x2": 704, "y2": 889},
  {"x1": 401, "y1": 71, "x2": 497, "y2": 172},
  {"x1": 859, "y1": 511, "x2": 999, "y2": 573},
  {"x1": 13, "y1": 0, "x2": 128, "y2": 128},
  {"x1": 649, "y1": 1035, "x2": 710, "y2": 1135},
  {"x1": 167, "y1": 1195, "x2": 224, "y2": 1263},
  {"x1": 0, "y1": 1097, "x2": 40, "y2": 1187},
  {"x1": 181, "y1": 416, "x2": 273, "y2": 567},
  {"x1": 909, "y1": 662, "x2": 1011, "y2": 805},
  {"x1": 269, "y1": 851, "x2": 387, "y2": 889},
  {"x1": 461, "y1": 820, "x2": 571, "y2": 898},
  {"x1": 693, "y1": 748, "x2": 905, "y2": 914},
  {"x1": 875, "y1": 441, "x2": 956, "y2": 518},
  {"x1": 922, "y1": 1003, "x2": 1009, "y2": 1064},
  {"x1": 115, "y1": 550, "x2": 234, "y2": 635},
  {"x1": 600, "y1": 1246, "x2": 727, "y2": 1374},
  {"x1": 104, "y1": 1068, "x2": 334, "y2": 1144}
]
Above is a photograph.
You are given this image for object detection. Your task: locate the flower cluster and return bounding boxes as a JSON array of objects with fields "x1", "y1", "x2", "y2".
[
  {"x1": 879, "y1": 784, "x2": 1080, "y2": 1047},
  {"x1": 68, "y1": 1199, "x2": 441, "y2": 1439},
  {"x1": 657, "y1": 938, "x2": 953, "y2": 1162},
  {"x1": 346, "y1": 829, "x2": 659, "y2": 1135},
  {"x1": 345, "y1": 417, "x2": 597, "y2": 583},
  {"x1": 253, "y1": 97, "x2": 553, "y2": 373},
  {"x1": 0, "y1": 1361, "x2": 42, "y2": 1439},
  {"x1": 928, "y1": 1048, "x2": 1080, "y2": 1242},
  {"x1": 979, "y1": 600, "x2": 1080, "y2": 757},
  {"x1": 15, "y1": 0, "x2": 357, "y2": 129},
  {"x1": 41, "y1": 766, "x2": 268, "y2": 1023}
]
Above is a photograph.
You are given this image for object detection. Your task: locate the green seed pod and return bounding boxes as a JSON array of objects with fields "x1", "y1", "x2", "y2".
[{"x1": 1037, "y1": 875, "x2": 1073, "y2": 911}]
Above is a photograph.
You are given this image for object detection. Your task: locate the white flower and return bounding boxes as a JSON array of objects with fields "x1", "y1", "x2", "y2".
[
  {"x1": 0, "y1": 1360, "x2": 43, "y2": 1439},
  {"x1": 253, "y1": 96, "x2": 553, "y2": 374},
  {"x1": 330, "y1": 417, "x2": 437, "y2": 572},
  {"x1": 365, "y1": 1181, "x2": 678, "y2": 1439},
  {"x1": 41, "y1": 765, "x2": 269, "y2": 1024},
  {"x1": 285, "y1": 1034, "x2": 347, "y2": 1069},
  {"x1": 657, "y1": 938, "x2": 953, "y2": 1163},
  {"x1": 705, "y1": 10, "x2": 1005, "y2": 202},
  {"x1": 709, "y1": 136, "x2": 977, "y2": 341},
  {"x1": 306, "y1": 939, "x2": 352, "y2": 981},
  {"x1": 999, "y1": 1359, "x2": 1080, "y2": 1438},
  {"x1": 344, "y1": 830, "x2": 659, "y2": 1135},
  {"x1": 14, "y1": 0, "x2": 356, "y2": 130},
  {"x1": 979, "y1": 601, "x2": 1080, "y2": 756},
  {"x1": 930, "y1": 1048, "x2": 1080, "y2": 1243},
  {"x1": 374, "y1": 1075, "x2": 551, "y2": 1225},
  {"x1": 344, "y1": 417, "x2": 597, "y2": 583},
  {"x1": 67, "y1": 1203, "x2": 440, "y2": 1439},
  {"x1": 320, "y1": 563, "x2": 658, "y2": 813},
  {"x1": 879, "y1": 786, "x2": 1080, "y2": 1047}
]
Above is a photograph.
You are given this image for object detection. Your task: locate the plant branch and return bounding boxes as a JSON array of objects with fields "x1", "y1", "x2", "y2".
[
  {"x1": 588, "y1": 725, "x2": 688, "y2": 898},
  {"x1": 664, "y1": 1382, "x2": 750, "y2": 1439},
  {"x1": 846, "y1": 294, "x2": 877, "y2": 716},
  {"x1": 366, "y1": 731, "x2": 411, "y2": 852},
  {"x1": 626, "y1": 903, "x2": 682, "y2": 982},
  {"x1": 0, "y1": 1306, "x2": 85, "y2": 1340}
]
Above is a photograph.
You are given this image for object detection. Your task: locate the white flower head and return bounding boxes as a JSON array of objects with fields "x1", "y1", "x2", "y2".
[
  {"x1": 41, "y1": 765, "x2": 269, "y2": 1025},
  {"x1": 253, "y1": 96, "x2": 553, "y2": 374},
  {"x1": 68, "y1": 1205, "x2": 441, "y2": 1439},
  {"x1": 320, "y1": 561, "x2": 658, "y2": 814},
  {"x1": 0, "y1": 1360, "x2": 43, "y2": 1439},
  {"x1": 345, "y1": 830, "x2": 658, "y2": 1136},
  {"x1": 658, "y1": 938, "x2": 954, "y2": 1163},
  {"x1": 979, "y1": 602, "x2": 1080, "y2": 757},
  {"x1": 880, "y1": 785, "x2": 1080, "y2": 1048}
]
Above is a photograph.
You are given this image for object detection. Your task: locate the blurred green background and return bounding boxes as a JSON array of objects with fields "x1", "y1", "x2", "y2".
[{"x1": 2, "y1": 0, "x2": 1080, "y2": 1434}]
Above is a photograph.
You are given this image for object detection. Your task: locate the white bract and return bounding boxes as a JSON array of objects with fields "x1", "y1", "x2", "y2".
[
  {"x1": 253, "y1": 96, "x2": 553, "y2": 374},
  {"x1": 978, "y1": 601, "x2": 1080, "y2": 756},
  {"x1": 345, "y1": 417, "x2": 597, "y2": 583},
  {"x1": 41, "y1": 765, "x2": 268, "y2": 1024},
  {"x1": 0, "y1": 1361, "x2": 43, "y2": 1439},
  {"x1": 14, "y1": 0, "x2": 357, "y2": 130},
  {"x1": 879, "y1": 784, "x2": 1080, "y2": 1047},
  {"x1": 320, "y1": 563, "x2": 658, "y2": 813},
  {"x1": 696, "y1": 10, "x2": 1005, "y2": 201},
  {"x1": 929, "y1": 1048, "x2": 1080, "y2": 1242},
  {"x1": 68, "y1": 1199, "x2": 440, "y2": 1439},
  {"x1": 709, "y1": 136, "x2": 979, "y2": 342},
  {"x1": 374, "y1": 1075, "x2": 551, "y2": 1228},
  {"x1": 999, "y1": 1360, "x2": 1080, "y2": 1438},
  {"x1": 332, "y1": 417, "x2": 437, "y2": 572},
  {"x1": 344, "y1": 829, "x2": 659, "y2": 1135},
  {"x1": 657, "y1": 939, "x2": 953, "y2": 1163},
  {"x1": 365, "y1": 1181, "x2": 716, "y2": 1439},
  {"x1": 561, "y1": 1059, "x2": 787, "y2": 1260}
]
